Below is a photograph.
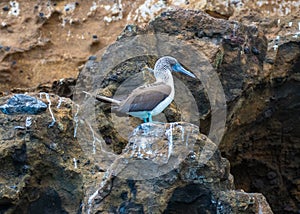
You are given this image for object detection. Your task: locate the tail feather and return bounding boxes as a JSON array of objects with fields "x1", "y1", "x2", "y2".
[
  {"x1": 82, "y1": 91, "x2": 121, "y2": 105},
  {"x1": 95, "y1": 95, "x2": 121, "y2": 105}
]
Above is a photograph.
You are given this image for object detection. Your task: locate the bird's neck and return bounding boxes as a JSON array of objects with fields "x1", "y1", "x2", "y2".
[{"x1": 154, "y1": 70, "x2": 174, "y2": 87}]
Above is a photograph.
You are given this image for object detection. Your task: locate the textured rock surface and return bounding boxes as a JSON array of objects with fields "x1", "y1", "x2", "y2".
[
  {"x1": 1, "y1": 0, "x2": 299, "y2": 91},
  {"x1": 77, "y1": 8, "x2": 267, "y2": 153},
  {"x1": 0, "y1": 93, "x2": 89, "y2": 213},
  {"x1": 220, "y1": 34, "x2": 300, "y2": 213},
  {"x1": 0, "y1": 93, "x2": 273, "y2": 213},
  {"x1": 76, "y1": 8, "x2": 300, "y2": 213},
  {"x1": 85, "y1": 122, "x2": 273, "y2": 214},
  {"x1": 1, "y1": 0, "x2": 300, "y2": 213},
  {"x1": 0, "y1": 94, "x2": 47, "y2": 115},
  {"x1": 224, "y1": 8, "x2": 300, "y2": 214}
]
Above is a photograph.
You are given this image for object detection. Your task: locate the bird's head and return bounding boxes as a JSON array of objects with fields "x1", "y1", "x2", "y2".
[{"x1": 154, "y1": 56, "x2": 196, "y2": 78}]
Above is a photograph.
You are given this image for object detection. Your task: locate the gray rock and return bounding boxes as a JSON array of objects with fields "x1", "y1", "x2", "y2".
[{"x1": 0, "y1": 94, "x2": 47, "y2": 115}]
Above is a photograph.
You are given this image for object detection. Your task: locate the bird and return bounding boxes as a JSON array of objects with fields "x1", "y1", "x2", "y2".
[{"x1": 87, "y1": 56, "x2": 195, "y2": 123}]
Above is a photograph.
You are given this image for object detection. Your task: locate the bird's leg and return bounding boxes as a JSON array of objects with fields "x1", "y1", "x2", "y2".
[
  {"x1": 143, "y1": 118, "x2": 148, "y2": 123},
  {"x1": 148, "y1": 113, "x2": 153, "y2": 122}
]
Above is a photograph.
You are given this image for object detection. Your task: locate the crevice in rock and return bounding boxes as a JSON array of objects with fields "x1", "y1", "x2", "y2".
[{"x1": 221, "y1": 43, "x2": 300, "y2": 213}]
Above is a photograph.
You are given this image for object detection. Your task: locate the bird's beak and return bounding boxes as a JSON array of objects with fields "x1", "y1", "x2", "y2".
[{"x1": 172, "y1": 63, "x2": 196, "y2": 78}]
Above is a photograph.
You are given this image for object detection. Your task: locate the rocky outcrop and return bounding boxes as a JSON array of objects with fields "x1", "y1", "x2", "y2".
[
  {"x1": 79, "y1": 8, "x2": 267, "y2": 153},
  {"x1": 1, "y1": 2, "x2": 300, "y2": 214},
  {"x1": 0, "y1": 93, "x2": 273, "y2": 213},
  {"x1": 77, "y1": 8, "x2": 300, "y2": 213},
  {"x1": 0, "y1": 93, "x2": 88, "y2": 213},
  {"x1": 220, "y1": 32, "x2": 300, "y2": 213},
  {"x1": 225, "y1": 7, "x2": 300, "y2": 214},
  {"x1": 85, "y1": 122, "x2": 273, "y2": 214}
]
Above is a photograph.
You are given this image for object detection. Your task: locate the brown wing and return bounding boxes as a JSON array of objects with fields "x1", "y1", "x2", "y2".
[{"x1": 118, "y1": 83, "x2": 172, "y2": 113}]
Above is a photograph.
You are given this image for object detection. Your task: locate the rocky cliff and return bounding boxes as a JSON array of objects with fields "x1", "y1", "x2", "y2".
[
  {"x1": 0, "y1": 93, "x2": 273, "y2": 213},
  {"x1": 0, "y1": 0, "x2": 300, "y2": 214}
]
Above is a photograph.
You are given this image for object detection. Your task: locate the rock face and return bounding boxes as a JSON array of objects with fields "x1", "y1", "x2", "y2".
[
  {"x1": 1, "y1": 2, "x2": 300, "y2": 214},
  {"x1": 0, "y1": 93, "x2": 273, "y2": 214},
  {"x1": 220, "y1": 35, "x2": 300, "y2": 213},
  {"x1": 0, "y1": 93, "x2": 88, "y2": 213},
  {"x1": 0, "y1": 0, "x2": 128, "y2": 91},
  {"x1": 1, "y1": 0, "x2": 298, "y2": 91},
  {"x1": 115, "y1": 9, "x2": 300, "y2": 213},
  {"x1": 226, "y1": 8, "x2": 300, "y2": 214},
  {"x1": 76, "y1": 8, "x2": 300, "y2": 213},
  {"x1": 85, "y1": 122, "x2": 273, "y2": 214},
  {"x1": 77, "y1": 8, "x2": 267, "y2": 152}
]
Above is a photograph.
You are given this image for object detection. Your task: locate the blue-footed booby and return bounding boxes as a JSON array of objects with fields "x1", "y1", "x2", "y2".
[{"x1": 93, "y1": 56, "x2": 195, "y2": 122}]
